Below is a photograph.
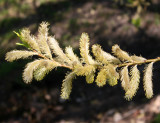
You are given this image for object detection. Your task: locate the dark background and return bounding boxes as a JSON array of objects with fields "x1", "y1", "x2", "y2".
[{"x1": 0, "y1": 0, "x2": 160, "y2": 122}]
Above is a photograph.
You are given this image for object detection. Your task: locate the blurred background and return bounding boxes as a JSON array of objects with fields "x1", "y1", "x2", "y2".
[{"x1": 0, "y1": 0, "x2": 160, "y2": 122}]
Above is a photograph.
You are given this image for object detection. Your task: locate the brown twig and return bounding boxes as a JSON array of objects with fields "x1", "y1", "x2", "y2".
[{"x1": 33, "y1": 50, "x2": 73, "y2": 70}]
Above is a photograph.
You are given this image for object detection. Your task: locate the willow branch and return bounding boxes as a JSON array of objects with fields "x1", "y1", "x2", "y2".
[{"x1": 118, "y1": 57, "x2": 160, "y2": 68}]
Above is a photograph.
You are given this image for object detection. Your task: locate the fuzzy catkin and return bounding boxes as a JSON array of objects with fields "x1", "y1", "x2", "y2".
[
  {"x1": 120, "y1": 66, "x2": 130, "y2": 92},
  {"x1": 86, "y1": 71, "x2": 95, "y2": 84},
  {"x1": 48, "y1": 36, "x2": 72, "y2": 66},
  {"x1": 23, "y1": 59, "x2": 60, "y2": 83},
  {"x1": 112, "y1": 44, "x2": 133, "y2": 62},
  {"x1": 125, "y1": 65, "x2": 140, "y2": 100},
  {"x1": 36, "y1": 22, "x2": 52, "y2": 59},
  {"x1": 96, "y1": 69, "x2": 108, "y2": 87},
  {"x1": 61, "y1": 72, "x2": 76, "y2": 99},
  {"x1": 79, "y1": 33, "x2": 95, "y2": 64},
  {"x1": 5, "y1": 50, "x2": 38, "y2": 62},
  {"x1": 106, "y1": 64, "x2": 119, "y2": 86},
  {"x1": 75, "y1": 65, "x2": 96, "y2": 76},
  {"x1": 20, "y1": 29, "x2": 41, "y2": 52},
  {"x1": 143, "y1": 62, "x2": 154, "y2": 99},
  {"x1": 65, "y1": 46, "x2": 81, "y2": 65},
  {"x1": 92, "y1": 44, "x2": 121, "y2": 65}
]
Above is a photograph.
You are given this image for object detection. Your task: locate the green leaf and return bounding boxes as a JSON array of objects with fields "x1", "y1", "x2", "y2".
[
  {"x1": 16, "y1": 43, "x2": 26, "y2": 47},
  {"x1": 14, "y1": 31, "x2": 31, "y2": 49},
  {"x1": 131, "y1": 17, "x2": 141, "y2": 28}
]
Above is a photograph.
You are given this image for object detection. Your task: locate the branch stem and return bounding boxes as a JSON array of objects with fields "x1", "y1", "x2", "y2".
[
  {"x1": 33, "y1": 50, "x2": 73, "y2": 70},
  {"x1": 118, "y1": 57, "x2": 160, "y2": 68}
]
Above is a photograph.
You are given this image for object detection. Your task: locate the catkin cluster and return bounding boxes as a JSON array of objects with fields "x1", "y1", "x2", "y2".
[{"x1": 6, "y1": 22, "x2": 159, "y2": 100}]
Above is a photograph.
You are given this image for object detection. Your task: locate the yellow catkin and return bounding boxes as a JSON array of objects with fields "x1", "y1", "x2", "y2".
[
  {"x1": 23, "y1": 59, "x2": 44, "y2": 83},
  {"x1": 112, "y1": 44, "x2": 133, "y2": 62},
  {"x1": 86, "y1": 71, "x2": 95, "y2": 84},
  {"x1": 125, "y1": 65, "x2": 140, "y2": 100},
  {"x1": 36, "y1": 22, "x2": 52, "y2": 59},
  {"x1": 131, "y1": 55, "x2": 146, "y2": 62},
  {"x1": 107, "y1": 64, "x2": 119, "y2": 86},
  {"x1": 75, "y1": 65, "x2": 96, "y2": 76},
  {"x1": 79, "y1": 33, "x2": 95, "y2": 64},
  {"x1": 61, "y1": 72, "x2": 76, "y2": 99},
  {"x1": 120, "y1": 66, "x2": 130, "y2": 91},
  {"x1": 5, "y1": 50, "x2": 38, "y2": 62},
  {"x1": 65, "y1": 46, "x2": 81, "y2": 65},
  {"x1": 33, "y1": 60, "x2": 60, "y2": 81},
  {"x1": 19, "y1": 29, "x2": 41, "y2": 52},
  {"x1": 48, "y1": 36, "x2": 72, "y2": 66},
  {"x1": 96, "y1": 69, "x2": 108, "y2": 87},
  {"x1": 34, "y1": 66, "x2": 48, "y2": 81},
  {"x1": 23, "y1": 59, "x2": 60, "y2": 83},
  {"x1": 92, "y1": 44, "x2": 121, "y2": 65},
  {"x1": 143, "y1": 62, "x2": 154, "y2": 99}
]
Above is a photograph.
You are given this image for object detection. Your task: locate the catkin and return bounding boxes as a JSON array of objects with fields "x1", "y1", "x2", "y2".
[
  {"x1": 120, "y1": 66, "x2": 130, "y2": 92},
  {"x1": 61, "y1": 72, "x2": 76, "y2": 99},
  {"x1": 79, "y1": 33, "x2": 95, "y2": 64},
  {"x1": 36, "y1": 22, "x2": 52, "y2": 59},
  {"x1": 92, "y1": 44, "x2": 121, "y2": 65},
  {"x1": 112, "y1": 44, "x2": 133, "y2": 62},
  {"x1": 5, "y1": 50, "x2": 38, "y2": 62},
  {"x1": 125, "y1": 65, "x2": 140, "y2": 100},
  {"x1": 143, "y1": 62, "x2": 154, "y2": 99}
]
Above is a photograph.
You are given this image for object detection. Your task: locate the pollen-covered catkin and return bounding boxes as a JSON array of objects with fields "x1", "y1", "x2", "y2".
[
  {"x1": 120, "y1": 66, "x2": 130, "y2": 92},
  {"x1": 106, "y1": 64, "x2": 119, "y2": 86},
  {"x1": 65, "y1": 46, "x2": 81, "y2": 65},
  {"x1": 96, "y1": 69, "x2": 108, "y2": 87},
  {"x1": 5, "y1": 50, "x2": 38, "y2": 62},
  {"x1": 23, "y1": 59, "x2": 60, "y2": 83},
  {"x1": 143, "y1": 62, "x2": 154, "y2": 99},
  {"x1": 19, "y1": 29, "x2": 41, "y2": 52},
  {"x1": 23, "y1": 59, "x2": 45, "y2": 83},
  {"x1": 125, "y1": 65, "x2": 140, "y2": 100},
  {"x1": 112, "y1": 44, "x2": 133, "y2": 62},
  {"x1": 131, "y1": 55, "x2": 146, "y2": 62},
  {"x1": 48, "y1": 36, "x2": 72, "y2": 66},
  {"x1": 61, "y1": 72, "x2": 76, "y2": 99},
  {"x1": 79, "y1": 33, "x2": 95, "y2": 64},
  {"x1": 75, "y1": 65, "x2": 96, "y2": 76},
  {"x1": 92, "y1": 44, "x2": 121, "y2": 64},
  {"x1": 86, "y1": 71, "x2": 95, "y2": 84},
  {"x1": 36, "y1": 22, "x2": 52, "y2": 59},
  {"x1": 33, "y1": 60, "x2": 60, "y2": 81}
]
